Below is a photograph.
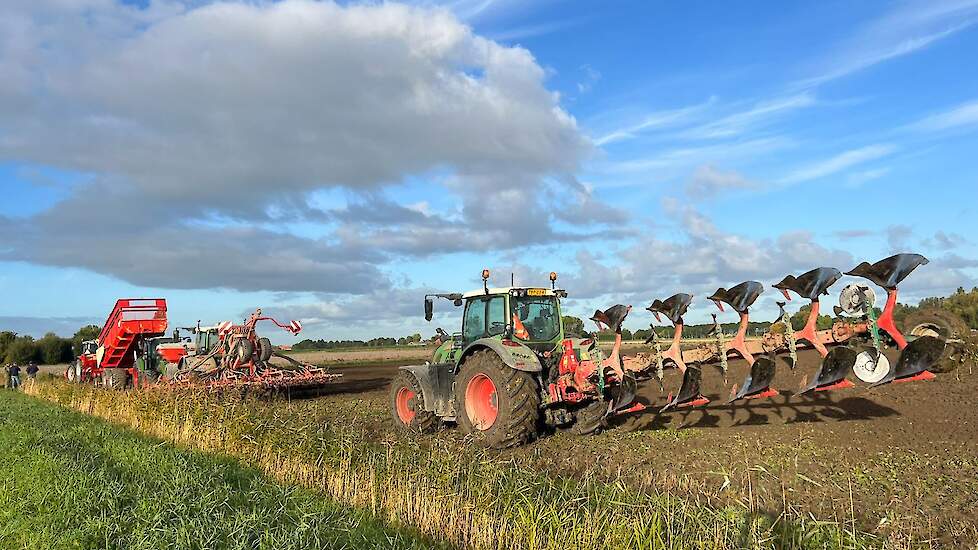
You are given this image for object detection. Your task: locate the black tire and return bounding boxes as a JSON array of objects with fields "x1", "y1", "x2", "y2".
[
  {"x1": 455, "y1": 350, "x2": 540, "y2": 449},
  {"x1": 102, "y1": 368, "x2": 129, "y2": 390},
  {"x1": 389, "y1": 371, "x2": 439, "y2": 435},
  {"x1": 901, "y1": 308, "x2": 971, "y2": 373},
  {"x1": 140, "y1": 369, "x2": 161, "y2": 387},
  {"x1": 901, "y1": 308, "x2": 968, "y2": 340},
  {"x1": 258, "y1": 337, "x2": 274, "y2": 362},
  {"x1": 233, "y1": 339, "x2": 255, "y2": 362},
  {"x1": 66, "y1": 362, "x2": 80, "y2": 383},
  {"x1": 570, "y1": 400, "x2": 607, "y2": 436}
]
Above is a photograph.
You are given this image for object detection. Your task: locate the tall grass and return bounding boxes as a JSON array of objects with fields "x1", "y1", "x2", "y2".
[
  {"x1": 28, "y1": 381, "x2": 878, "y2": 549},
  {"x1": 0, "y1": 390, "x2": 438, "y2": 549}
]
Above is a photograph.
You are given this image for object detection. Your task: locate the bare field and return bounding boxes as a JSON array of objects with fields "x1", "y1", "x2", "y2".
[{"x1": 288, "y1": 347, "x2": 978, "y2": 547}]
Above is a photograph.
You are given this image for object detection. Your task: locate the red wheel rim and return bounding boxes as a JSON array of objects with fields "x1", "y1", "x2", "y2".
[
  {"x1": 395, "y1": 386, "x2": 416, "y2": 424},
  {"x1": 464, "y1": 373, "x2": 498, "y2": 430}
]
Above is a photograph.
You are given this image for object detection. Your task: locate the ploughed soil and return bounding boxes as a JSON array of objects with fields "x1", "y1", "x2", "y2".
[{"x1": 297, "y1": 347, "x2": 978, "y2": 547}]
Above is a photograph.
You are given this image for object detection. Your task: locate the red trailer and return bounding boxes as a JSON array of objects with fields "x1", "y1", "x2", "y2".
[{"x1": 66, "y1": 299, "x2": 168, "y2": 388}]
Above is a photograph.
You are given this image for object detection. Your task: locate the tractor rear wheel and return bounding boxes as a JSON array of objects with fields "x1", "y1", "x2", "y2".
[
  {"x1": 455, "y1": 350, "x2": 540, "y2": 448},
  {"x1": 901, "y1": 308, "x2": 971, "y2": 373},
  {"x1": 389, "y1": 371, "x2": 439, "y2": 434},
  {"x1": 102, "y1": 368, "x2": 129, "y2": 390}
]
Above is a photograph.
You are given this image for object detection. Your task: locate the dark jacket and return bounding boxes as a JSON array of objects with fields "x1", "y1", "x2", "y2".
[
  {"x1": 26, "y1": 365, "x2": 39, "y2": 377},
  {"x1": 9, "y1": 365, "x2": 20, "y2": 377}
]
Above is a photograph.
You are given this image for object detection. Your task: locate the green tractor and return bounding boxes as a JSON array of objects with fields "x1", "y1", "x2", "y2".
[{"x1": 389, "y1": 270, "x2": 639, "y2": 448}]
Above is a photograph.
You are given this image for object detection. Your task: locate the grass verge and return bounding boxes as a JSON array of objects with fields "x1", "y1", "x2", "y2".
[
  {"x1": 0, "y1": 390, "x2": 442, "y2": 550},
  {"x1": 25, "y1": 381, "x2": 881, "y2": 549}
]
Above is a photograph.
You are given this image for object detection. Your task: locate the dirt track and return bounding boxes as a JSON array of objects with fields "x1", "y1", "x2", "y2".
[{"x1": 305, "y1": 347, "x2": 978, "y2": 545}]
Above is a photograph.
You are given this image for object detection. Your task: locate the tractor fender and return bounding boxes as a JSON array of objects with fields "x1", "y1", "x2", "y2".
[
  {"x1": 458, "y1": 338, "x2": 543, "y2": 373},
  {"x1": 398, "y1": 364, "x2": 456, "y2": 417}
]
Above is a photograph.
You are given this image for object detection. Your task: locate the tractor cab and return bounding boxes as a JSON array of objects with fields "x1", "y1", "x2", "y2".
[
  {"x1": 80, "y1": 340, "x2": 98, "y2": 356},
  {"x1": 192, "y1": 325, "x2": 224, "y2": 355}
]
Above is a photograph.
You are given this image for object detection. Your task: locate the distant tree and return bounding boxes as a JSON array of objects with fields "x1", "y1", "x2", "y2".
[
  {"x1": 0, "y1": 331, "x2": 16, "y2": 362},
  {"x1": 5, "y1": 335, "x2": 38, "y2": 364},
  {"x1": 789, "y1": 304, "x2": 833, "y2": 331},
  {"x1": 72, "y1": 325, "x2": 101, "y2": 355},
  {"x1": 37, "y1": 332, "x2": 73, "y2": 364},
  {"x1": 561, "y1": 316, "x2": 586, "y2": 337}
]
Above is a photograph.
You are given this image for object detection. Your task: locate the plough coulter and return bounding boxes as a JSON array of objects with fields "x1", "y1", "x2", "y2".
[
  {"x1": 391, "y1": 253, "x2": 974, "y2": 448},
  {"x1": 67, "y1": 304, "x2": 340, "y2": 393}
]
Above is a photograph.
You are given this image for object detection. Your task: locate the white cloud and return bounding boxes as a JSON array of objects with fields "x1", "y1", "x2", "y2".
[
  {"x1": 592, "y1": 99, "x2": 715, "y2": 146},
  {"x1": 0, "y1": 0, "x2": 602, "y2": 292},
  {"x1": 797, "y1": 0, "x2": 978, "y2": 87},
  {"x1": 685, "y1": 165, "x2": 757, "y2": 199},
  {"x1": 781, "y1": 144, "x2": 896, "y2": 184},
  {"x1": 907, "y1": 99, "x2": 978, "y2": 132}
]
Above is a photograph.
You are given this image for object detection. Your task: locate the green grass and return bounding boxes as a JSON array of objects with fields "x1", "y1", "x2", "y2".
[
  {"x1": 0, "y1": 390, "x2": 443, "y2": 550},
  {"x1": 24, "y1": 382, "x2": 883, "y2": 550}
]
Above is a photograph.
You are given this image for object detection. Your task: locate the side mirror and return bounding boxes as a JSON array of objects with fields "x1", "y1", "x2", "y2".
[
  {"x1": 453, "y1": 298, "x2": 463, "y2": 307},
  {"x1": 424, "y1": 298, "x2": 434, "y2": 322}
]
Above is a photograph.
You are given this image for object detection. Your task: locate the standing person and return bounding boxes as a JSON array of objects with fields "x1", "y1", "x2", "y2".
[
  {"x1": 26, "y1": 362, "x2": 39, "y2": 391},
  {"x1": 8, "y1": 363, "x2": 21, "y2": 391}
]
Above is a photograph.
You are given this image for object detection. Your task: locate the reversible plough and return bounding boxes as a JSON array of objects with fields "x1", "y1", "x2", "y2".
[{"x1": 619, "y1": 253, "x2": 972, "y2": 412}]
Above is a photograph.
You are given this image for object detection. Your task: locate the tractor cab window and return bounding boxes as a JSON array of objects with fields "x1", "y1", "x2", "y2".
[
  {"x1": 463, "y1": 296, "x2": 507, "y2": 342},
  {"x1": 512, "y1": 296, "x2": 560, "y2": 341}
]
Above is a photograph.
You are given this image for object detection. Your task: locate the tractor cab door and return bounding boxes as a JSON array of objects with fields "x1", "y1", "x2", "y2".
[{"x1": 462, "y1": 295, "x2": 507, "y2": 347}]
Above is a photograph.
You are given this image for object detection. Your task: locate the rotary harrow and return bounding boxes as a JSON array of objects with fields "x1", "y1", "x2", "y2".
[{"x1": 67, "y1": 304, "x2": 341, "y2": 393}]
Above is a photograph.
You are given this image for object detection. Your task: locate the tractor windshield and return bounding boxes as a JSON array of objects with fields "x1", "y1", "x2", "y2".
[{"x1": 511, "y1": 296, "x2": 560, "y2": 342}]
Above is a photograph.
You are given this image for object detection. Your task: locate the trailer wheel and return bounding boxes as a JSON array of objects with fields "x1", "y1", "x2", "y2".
[
  {"x1": 901, "y1": 308, "x2": 970, "y2": 373},
  {"x1": 455, "y1": 350, "x2": 540, "y2": 448},
  {"x1": 389, "y1": 371, "x2": 439, "y2": 434},
  {"x1": 102, "y1": 368, "x2": 129, "y2": 390},
  {"x1": 570, "y1": 400, "x2": 607, "y2": 436}
]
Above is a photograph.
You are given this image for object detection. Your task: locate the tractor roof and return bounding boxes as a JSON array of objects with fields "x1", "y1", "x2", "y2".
[{"x1": 461, "y1": 287, "x2": 564, "y2": 299}]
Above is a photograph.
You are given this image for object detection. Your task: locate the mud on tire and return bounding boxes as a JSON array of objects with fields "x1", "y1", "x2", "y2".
[
  {"x1": 901, "y1": 308, "x2": 972, "y2": 373},
  {"x1": 389, "y1": 371, "x2": 439, "y2": 435},
  {"x1": 455, "y1": 350, "x2": 540, "y2": 449}
]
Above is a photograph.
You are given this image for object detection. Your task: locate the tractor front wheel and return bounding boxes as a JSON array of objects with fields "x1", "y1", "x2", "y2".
[
  {"x1": 389, "y1": 371, "x2": 439, "y2": 434},
  {"x1": 455, "y1": 350, "x2": 540, "y2": 448}
]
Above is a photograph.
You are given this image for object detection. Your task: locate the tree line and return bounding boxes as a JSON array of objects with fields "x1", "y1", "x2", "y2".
[
  {"x1": 0, "y1": 325, "x2": 100, "y2": 365},
  {"x1": 4, "y1": 287, "x2": 976, "y2": 362},
  {"x1": 293, "y1": 333, "x2": 425, "y2": 351}
]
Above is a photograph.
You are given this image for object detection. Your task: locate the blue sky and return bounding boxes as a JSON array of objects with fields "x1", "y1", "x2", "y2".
[{"x1": 2, "y1": 0, "x2": 977, "y2": 342}]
